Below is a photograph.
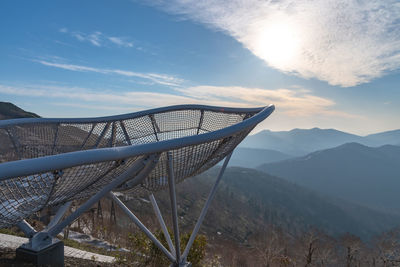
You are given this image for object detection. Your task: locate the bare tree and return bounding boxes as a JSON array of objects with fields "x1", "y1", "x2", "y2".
[
  {"x1": 253, "y1": 226, "x2": 292, "y2": 267},
  {"x1": 340, "y1": 233, "x2": 363, "y2": 267},
  {"x1": 373, "y1": 228, "x2": 400, "y2": 266}
]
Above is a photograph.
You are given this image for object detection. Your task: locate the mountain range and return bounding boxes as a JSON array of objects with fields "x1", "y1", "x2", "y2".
[
  {"x1": 227, "y1": 147, "x2": 292, "y2": 168},
  {"x1": 258, "y1": 143, "x2": 400, "y2": 214},
  {"x1": 241, "y1": 127, "x2": 400, "y2": 156},
  {"x1": 126, "y1": 166, "x2": 400, "y2": 242}
]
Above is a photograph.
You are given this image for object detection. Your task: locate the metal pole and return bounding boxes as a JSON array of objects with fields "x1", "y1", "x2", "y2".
[
  {"x1": 119, "y1": 121, "x2": 132, "y2": 145},
  {"x1": 45, "y1": 201, "x2": 71, "y2": 231},
  {"x1": 17, "y1": 220, "x2": 36, "y2": 238},
  {"x1": 167, "y1": 152, "x2": 181, "y2": 263},
  {"x1": 80, "y1": 123, "x2": 96, "y2": 149},
  {"x1": 181, "y1": 152, "x2": 232, "y2": 261},
  {"x1": 94, "y1": 122, "x2": 110, "y2": 148},
  {"x1": 47, "y1": 155, "x2": 155, "y2": 237},
  {"x1": 109, "y1": 192, "x2": 176, "y2": 263},
  {"x1": 149, "y1": 194, "x2": 175, "y2": 255}
]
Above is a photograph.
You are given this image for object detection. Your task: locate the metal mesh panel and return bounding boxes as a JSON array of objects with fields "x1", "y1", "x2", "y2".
[
  {"x1": 0, "y1": 172, "x2": 55, "y2": 227},
  {"x1": 122, "y1": 115, "x2": 158, "y2": 145},
  {"x1": 55, "y1": 123, "x2": 93, "y2": 153},
  {"x1": 0, "y1": 105, "x2": 269, "y2": 228},
  {"x1": 6, "y1": 124, "x2": 58, "y2": 159},
  {"x1": 0, "y1": 128, "x2": 19, "y2": 163}
]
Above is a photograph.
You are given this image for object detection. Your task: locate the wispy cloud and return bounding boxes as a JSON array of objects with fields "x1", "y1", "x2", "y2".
[
  {"x1": 150, "y1": 0, "x2": 400, "y2": 87},
  {"x1": 177, "y1": 85, "x2": 359, "y2": 117},
  {"x1": 59, "y1": 28, "x2": 134, "y2": 48},
  {"x1": 34, "y1": 60, "x2": 184, "y2": 87},
  {"x1": 0, "y1": 83, "x2": 356, "y2": 118},
  {"x1": 49, "y1": 102, "x2": 136, "y2": 113},
  {"x1": 107, "y1": 36, "x2": 133, "y2": 47},
  {"x1": 0, "y1": 84, "x2": 197, "y2": 110}
]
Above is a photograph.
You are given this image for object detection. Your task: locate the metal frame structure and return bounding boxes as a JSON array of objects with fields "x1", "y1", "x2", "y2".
[{"x1": 0, "y1": 104, "x2": 275, "y2": 266}]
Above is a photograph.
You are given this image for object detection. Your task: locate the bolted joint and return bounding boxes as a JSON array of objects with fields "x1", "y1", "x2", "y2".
[{"x1": 30, "y1": 232, "x2": 53, "y2": 251}]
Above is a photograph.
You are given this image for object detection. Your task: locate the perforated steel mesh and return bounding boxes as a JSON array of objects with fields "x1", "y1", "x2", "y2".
[{"x1": 0, "y1": 106, "x2": 264, "y2": 227}]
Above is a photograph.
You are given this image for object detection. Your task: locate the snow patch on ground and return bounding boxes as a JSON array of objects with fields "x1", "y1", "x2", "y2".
[
  {"x1": 61, "y1": 230, "x2": 129, "y2": 252},
  {"x1": 0, "y1": 233, "x2": 115, "y2": 263}
]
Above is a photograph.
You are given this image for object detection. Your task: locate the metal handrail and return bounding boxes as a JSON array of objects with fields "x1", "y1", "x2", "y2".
[
  {"x1": 0, "y1": 104, "x2": 275, "y2": 180},
  {"x1": 0, "y1": 104, "x2": 267, "y2": 126}
]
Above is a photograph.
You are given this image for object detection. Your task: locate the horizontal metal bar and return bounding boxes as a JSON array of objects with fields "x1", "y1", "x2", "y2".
[
  {"x1": 0, "y1": 105, "x2": 274, "y2": 181},
  {"x1": 0, "y1": 104, "x2": 269, "y2": 126},
  {"x1": 110, "y1": 192, "x2": 176, "y2": 263}
]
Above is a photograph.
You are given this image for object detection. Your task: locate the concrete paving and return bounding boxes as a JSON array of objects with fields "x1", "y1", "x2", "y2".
[{"x1": 0, "y1": 233, "x2": 115, "y2": 263}]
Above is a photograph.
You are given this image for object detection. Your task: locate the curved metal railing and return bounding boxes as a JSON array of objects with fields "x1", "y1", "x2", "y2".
[{"x1": 0, "y1": 104, "x2": 274, "y2": 228}]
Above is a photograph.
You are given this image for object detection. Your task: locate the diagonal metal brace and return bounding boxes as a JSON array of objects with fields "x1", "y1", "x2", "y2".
[
  {"x1": 110, "y1": 192, "x2": 176, "y2": 263},
  {"x1": 45, "y1": 201, "x2": 72, "y2": 231},
  {"x1": 181, "y1": 152, "x2": 233, "y2": 262},
  {"x1": 17, "y1": 220, "x2": 36, "y2": 238},
  {"x1": 150, "y1": 194, "x2": 176, "y2": 256},
  {"x1": 46, "y1": 154, "x2": 158, "y2": 239}
]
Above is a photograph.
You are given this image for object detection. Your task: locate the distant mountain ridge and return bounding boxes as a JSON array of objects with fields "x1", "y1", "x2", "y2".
[
  {"x1": 228, "y1": 147, "x2": 292, "y2": 168},
  {"x1": 241, "y1": 127, "x2": 400, "y2": 156},
  {"x1": 365, "y1": 129, "x2": 400, "y2": 147},
  {"x1": 0, "y1": 102, "x2": 40, "y2": 120},
  {"x1": 143, "y1": 166, "x2": 400, "y2": 241},
  {"x1": 258, "y1": 143, "x2": 400, "y2": 214}
]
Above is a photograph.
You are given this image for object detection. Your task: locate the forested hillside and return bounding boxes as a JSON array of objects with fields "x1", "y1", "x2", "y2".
[
  {"x1": 259, "y1": 143, "x2": 400, "y2": 214},
  {"x1": 0, "y1": 102, "x2": 40, "y2": 120}
]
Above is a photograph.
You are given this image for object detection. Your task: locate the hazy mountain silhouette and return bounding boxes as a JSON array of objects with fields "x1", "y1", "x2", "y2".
[
  {"x1": 0, "y1": 102, "x2": 40, "y2": 120},
  {"x1": 129, "y1": 166, "x2": 400, "y2": 241},
  {"x1": 364, "y1": 129, "x2": 400, "y2": 147},
  {"x1": 177, "y1": 167, "x2": 399, "y2": 239},
  {"x1": 258, "y1": 143, "x2": 400, "y2": 214},
  {"x1": 228, "y1": 147, "x2": 292, "y2": 168},
  {"x1": 241, "y1": 128, "x2": 400, "y2": 156},
  {"x1": 240, "y1": 128, "x2": 361, "y2": 155}
]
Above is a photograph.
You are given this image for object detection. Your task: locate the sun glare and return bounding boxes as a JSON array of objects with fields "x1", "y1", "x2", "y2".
[{"x1": 253, "y1": 18, "x2": 301, "y2": 70}]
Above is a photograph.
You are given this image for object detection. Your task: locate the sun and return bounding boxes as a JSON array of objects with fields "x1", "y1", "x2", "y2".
[{"x1": 252, "y1": 17, "x2": 301, "y2": 70}]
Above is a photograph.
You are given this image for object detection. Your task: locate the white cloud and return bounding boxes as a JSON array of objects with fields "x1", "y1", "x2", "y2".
[
  {"x1": 0, "y1": 84, "x2": 193, "y2": 109},
  {"x1": 151, "y1": 0, "x2": 400, "y2": 87},
  {"x1": 34, "y1": 60, "x2": 184, "y2": 87},
  {"x1": 108, "y1": 36, "x2": 134, "y2": 47},
  {"x1": 177, "y1": 85, "x2": 359, "y2": 117},
  {"x1": 0, "y1": 83, "x2": 355, "y2": 118},
  {"x1": 59, "y1": 28, "x2": 134, "y2": 48}
]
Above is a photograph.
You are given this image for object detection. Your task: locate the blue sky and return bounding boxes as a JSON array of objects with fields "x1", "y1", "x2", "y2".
[{"x1": 0, "y1": 0, "x2": 399, "y2": 135}]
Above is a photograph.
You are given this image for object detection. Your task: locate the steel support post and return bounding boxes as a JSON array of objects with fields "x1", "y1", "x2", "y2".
[
  {"x1": 167, "y1": 152, "x2": 181, "y2": 264},
  {"x1": 16, "y1": 155, "x2": 158, "y2": 267},
  {"x1": 17, "y1": 220, "x2": 36, "y2": 238},
  {"x1": 47, "y1": 155, "x2": 157, "y2": 239},
  {"x1": 109, "y1": 192, "x2": 176, "y2": 263},
  {"x1": 149, "y1": 193, "x2": 176, "y2": 255},
  {"x1": 45, "y1": 201, "x2": 72, "y2": 231},
  {"x1": 181, "y1": 152, "x2": 232, "y2": 262}
]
